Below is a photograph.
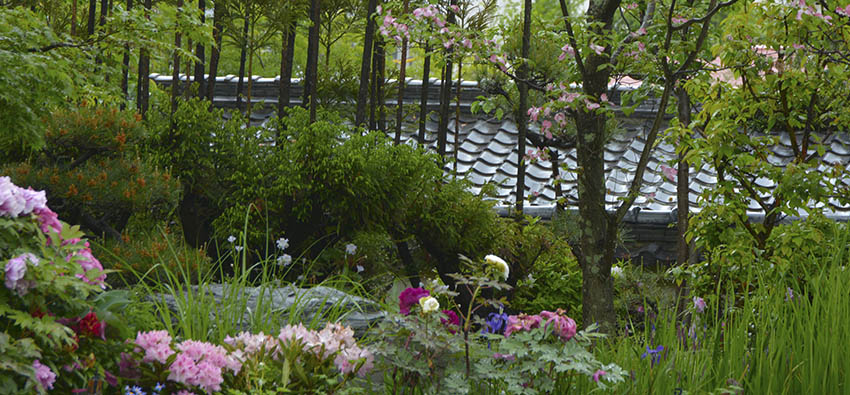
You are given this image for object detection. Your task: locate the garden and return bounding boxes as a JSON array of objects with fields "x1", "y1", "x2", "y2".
[{"x1": 3, "y1": 0, "x2": 850, "y2": 393}]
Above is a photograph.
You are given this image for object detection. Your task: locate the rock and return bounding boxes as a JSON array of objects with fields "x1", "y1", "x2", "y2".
[{"x1": 147, "y1": 283, "x2": 386, "y2": 337}]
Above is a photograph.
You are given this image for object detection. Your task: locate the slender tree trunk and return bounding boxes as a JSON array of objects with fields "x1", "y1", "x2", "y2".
[
  {"x1": 246, "y1": 16, "x2": 255, "y2": 128},
  {"x1": 369, "y1": 36, "x2": 380, "y2": 130},
  {"x1": 170, "y1": 0, "x2": 184, "y2": 127},
  {"x1": 304, "y1": 0, "x2": 321, "y2": 123},
  {"x1": 120, "y1": 0, "x2": 132, "y2": 109},
  {"x1": 418, "y1": 44, "x2": 431, "y2": 144},
  {"x1": 99, "y1": 0, "x2": 107, "y2": 25},
  {"x1": 550, "y1": 148, "x2": 564, "y2": 211},
  {"x1": 393, "y1": 0, "x2": 409, "y2": 144},
  {"x1": 355, "y1": 0, "x2": 378, "y2": 126},
  {"x1": 453, "y1": 61, "x2": 462, "y2": 173},
  {"x1": 71, "y1": 0, "x2": 78, "y2": 36},
  {"x1": 87, "y1": 0, "x2": 96, "y2": 36},
  {"x1": 377, "y1": 36, "x2": 386, "y2": 132},
  {"x1": 278, "y1": 23, "x2": 296, "y2": 118},
  {"x1": 676, "y1": 87, "x2": 691, "y2": 265},
  {"x1": 515, "y1": 0, "x2": 531, "y2": 215},
  {"x1": 206, "y1": 5, "x2": 223, "y2": 102},
  {"x1": 236, "y1": 16, "x2": 249, "y2": 111},
  {"x1": 194, "y1": 0, "x2": 206, "y2": 98},
  {"x1": 183, "y1": 38, "x2": 193, "y2": 99},
  {"x1": 136, "y1": 0, "x2": 152, "y2": 118}
]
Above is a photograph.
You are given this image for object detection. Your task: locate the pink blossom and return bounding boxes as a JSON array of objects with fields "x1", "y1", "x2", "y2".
[
  {"x1": 34, "y1": 207, "x2": 61, "y2": 236},
  {"x1": 383, "y1": 13, "x2": 395, "y2": 27},
  {"x1": 672, "y1": 16, "x2": 687, "y2": 24},
  {"x1": 440, "y1": 27, "x2": 449, "y2": 34},
  {"x1": 585, "y1": 99, "x2": 600, "y2": 110},
  {"x1": 539, "y1": 309, "x2": 577, "y2": 341},
  {"x1": 135, "y1": 330, "x2": 175, "y2": 364},
  {"x1": 528, "y1": 107, "x2": 540, "y2": 122},
  {"x1": 559, "y1": 44, "x2": 575, "y2": 61},
  {"x1": 661, "y1": 164, "x2": 677, "y2": 183},
  {"x1": 493, "y1": 353, "x2": 515, "y2": 361},
  {"x1": 450, "y1": 4, "x2": 460, "y2": 13},
  {"x1": 5, "y1": 253, "x2": 38, "y2": 295},
  {"x1": 625, "y1": 2, "x2": 638, "y2": 10},
  {"x1": 554, "y1": 112, "x2": 567, "y2": 126},
  {"x1": 590, "y1": 44, "x2": 605, "y2": 55},
  {"x1": 434, "y1": 18, "x2": 446, "y2": 28},
  {"x1": 333, "y1": 345, "x2": 374, "y2": 376},
  {"x1": 443, "y1": 38, "x2": 455, "y2": 49},
  {"x1": 32, "y1": 359, "x2": 56, "y2": 390},
  {"x1": 0, "y1": 177, "x2": 28, "y2": 217},
  {"x1": 637, "y1": 42, "x2": 646, "y2": 52},
  {"x1": 463, "y1": 38, "x2": 472, "y2": 49},
  {"x1": 561, "y1": 92, "x2": 579, "y2": 103},
  {"x1": 593, "y1": 369, "x2": 607, "y2": 382},
  {"x1": 600, "y1": 93, "x2": 609, "y2": 103},
  {"x1": 440, "y1": 310, "x2": 460, "y2": 333},
  {"x1": 838, "y1": 5, "x2": 850, "y2": 16},
  {"x1": 542, "y1": 120, "x2": 553, "y2": 139}
]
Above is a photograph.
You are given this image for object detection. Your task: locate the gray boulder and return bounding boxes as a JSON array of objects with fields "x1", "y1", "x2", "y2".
[{"x1": 148, "y1": 283, "x2": 386, "y2": 337}]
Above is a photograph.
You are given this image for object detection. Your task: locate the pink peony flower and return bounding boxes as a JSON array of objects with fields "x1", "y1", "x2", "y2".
[
  {"x1": 33, "y1": 206, "x2": 62, "y2": 236},
  {"x1": 5, "y1": 253, "x2": 38, "y2": 295},
  {"x1": 398, "y1": 287, "x2": 430, "y2": 315},
  {"x1": 32, "y1": 359, "x2": 56, "y2": 390}
]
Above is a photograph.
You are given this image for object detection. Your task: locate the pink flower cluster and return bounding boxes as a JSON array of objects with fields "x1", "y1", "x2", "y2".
[
  {"x1": 1, "y1": 177, "x2": 106, "y2": 288},
  {"x1": 378, "y1": 4, "x2": 474, "y2": 50},
  {"x1": 504, "y1": 309, "x2": 577, "y2": 341},
  {"x1": 277, "y1": 323, "x2": 374, "y2": 377},
  {"x1": 134, "y1": 330, "x2": 175, "y2": 364},
  {"x1": 0, "y1": 176, "x2": 47, "y2": 218},
  {"x1": 169, "y1": 340, "x2": 242, "y2": 393}
]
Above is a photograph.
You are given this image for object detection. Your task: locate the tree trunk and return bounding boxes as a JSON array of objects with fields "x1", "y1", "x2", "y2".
[
  {"x1": 71, "y1": 0, "x2": 78, "y2": 36},
  {"x1": 246, "y1": 14, "x2": 255, "y2": 128},
  {"x1": 136, "y1": 0, "x2": 152, "y2": 118},
  {"x1": 87, "y1": 0, "x2": 96, "y2": 36},
  {"x1": 99, "y1": 0, "x2": 107, "y2": 25},
  {"x1": 377, "y1": 37, "x2": 386, "y2": 133},
  {"x1": 676, "y1": 87, "x2": 691, "y2": 265},
  {"x1": 170, "y1": 0, "x2": 183, "y2": 127},
  {"x1": 236, "y1": 16, "x2": 249, "y2": 111},
  {"x1": 304, "y1": 0, "x2": 321, "y2": 123},
  {"x1": 369, "y1": 36, "x2": 380, "y2": 130},
  {"x1": 206, "y1": 6, "x2": 223, "y2": 102},
  {"x1": 355, "y1": 0, "x2": 378, "y2": 127},
  {"x1": 120, "y1": 0, "x2": 132, "y2": 109},
  {"x1": 418, "y1": 44, "x2": 431, "y2": 145},
  {"x1": 453, "y1": 60, "x2": 462, "y2": 173},
  {"x1": 194, "y1": 0, "x2": 206, "y2": 98},
  {"x1": 515, "y1": 0, "x2": 531, "y2": 215},
  {"x1": 278, "y1": 23, "x2": 297, "y2": 119},
  {"x1": 393, "y1": 0, "x2": 409, "y2": 144}
]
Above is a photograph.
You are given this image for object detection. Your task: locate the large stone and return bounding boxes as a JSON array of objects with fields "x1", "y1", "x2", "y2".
[{"x1": 148, "y1": 283, "x2": 386, "y2": 337}]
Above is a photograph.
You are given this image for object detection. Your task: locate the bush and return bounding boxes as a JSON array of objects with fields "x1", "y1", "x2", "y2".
[
  {"x1": 1, "y1": 104, "x2": 180, "y2": 240},
  {"x1": 0, "y1": 177, "x2": 129, "y2": 393}
]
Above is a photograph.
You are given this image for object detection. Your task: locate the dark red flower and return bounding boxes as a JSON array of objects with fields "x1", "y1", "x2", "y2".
[
  {"x1": 440, "y1": 310, "x2": 460, "y2": 334},
  {"x1": 398, "y1": 287, "x2": 430, "y2": 315},
  {"x1": 77, "y1": 312, "x2": 106, "y2": 340}
]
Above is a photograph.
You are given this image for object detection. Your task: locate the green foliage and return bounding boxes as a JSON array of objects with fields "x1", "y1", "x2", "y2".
[
  {"x1": 0, "y1": 8, "x2": 74, "y2": 154},
  {"x1": 507, "y1": 217, "x2": 582, "y2": 318},
  {"x1": 2, "y1": 105, "x2": 180, "y2": 239}
]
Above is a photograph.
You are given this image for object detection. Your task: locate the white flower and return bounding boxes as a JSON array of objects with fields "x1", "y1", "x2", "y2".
[
  {"x1": 227, "y1": 235, "x2": 236, "y2": 243},
  {"x1": 345, "y1": 243, "x2": 357, "y2": 255},
  {"x1": 276, "y1": 238, "x2": 289, "y2": 250},
  {"x1": 356, "y1": 265, "x2": 364, "y2": 273},
  {"x1": 235, "y1": 246, "x2": 243, "y2": 252},
  {"x1": 419, "y1": 296, "x2": 439, "y2": 313},
  {"x1": 611, "y1": 266, "x2": 624, "y2": 279},
  {"x1": 277, "y1": 254, "x2": 292, "y2": 266},
  {"x1": 485, "y1": 254, "x2": 509, "y2": 280}
]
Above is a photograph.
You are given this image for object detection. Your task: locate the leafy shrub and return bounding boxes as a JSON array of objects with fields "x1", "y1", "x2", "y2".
[
  {"x1": 1, "y1": 104, "x2": 180, "y2": 240},
  {"x1": 0, "y1": 177, "x2": 129, "y2": 393}
]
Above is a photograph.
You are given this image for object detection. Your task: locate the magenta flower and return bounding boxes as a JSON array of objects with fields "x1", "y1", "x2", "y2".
[
  {"x1": 539, "y1": 309, "x2": 577, "y2": 341},
  {"x1": 440, "y1": 310, "x2": 460, "y2": 333},
  {"x1": 398, "y1": 287, "x2": 430, "y2": 315},
  {"x1": 504, "y1": 314, "x2": 542, "y2": 337},
  {"x1": 134, "y1": 330, "x2": 175, "y2": 364},
  {"x1": 593, "y1": 369, "x2": 607, "y2": 382}
]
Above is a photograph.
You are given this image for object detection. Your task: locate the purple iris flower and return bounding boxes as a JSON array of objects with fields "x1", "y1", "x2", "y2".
[
  {"x1": 482, "y1": 312, "x2": 509, "y2": 335},
  {"x1": 641, "y1": 345, "x2": 665, "y2": 366}
]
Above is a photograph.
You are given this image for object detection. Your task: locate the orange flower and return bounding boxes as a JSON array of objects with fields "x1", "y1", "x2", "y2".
[{"x1": 67, "y1": 184, "x2": 79, "y2": 197}]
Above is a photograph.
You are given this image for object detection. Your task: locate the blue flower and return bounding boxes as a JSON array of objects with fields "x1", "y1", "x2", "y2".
[
  {"x1": 641, "y1": 345, "x2": 665, "y2": 366},
  {"x1": 153, "y1": 382, "x2": 164, "y2": 393},
  {"x1": 483, "y1": 311, "x2": 509, "y2": 335}
]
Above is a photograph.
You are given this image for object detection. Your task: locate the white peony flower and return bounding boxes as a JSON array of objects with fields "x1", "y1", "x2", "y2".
[
  {"x1": 418, "y1": 296, "x2": 439, "y2": 313},
  {"x1": 485, "y1": 254, "x2": 509, "y2": 280}
]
